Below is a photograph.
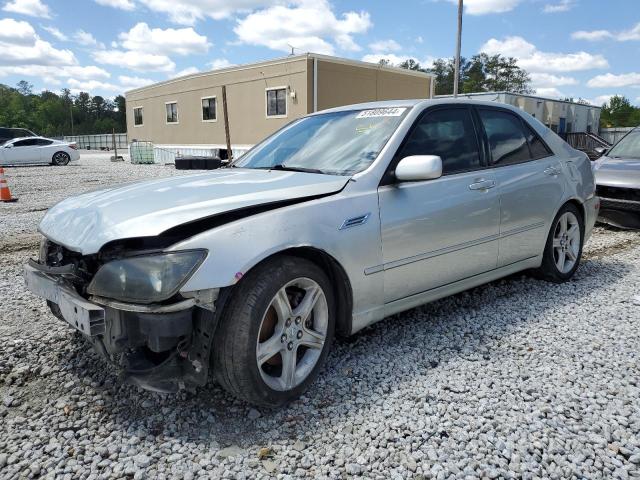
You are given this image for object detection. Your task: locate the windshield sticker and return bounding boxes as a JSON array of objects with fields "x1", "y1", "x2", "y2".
[{"x1": 356, "y1": 107, "x2": 407, "y2": 118}]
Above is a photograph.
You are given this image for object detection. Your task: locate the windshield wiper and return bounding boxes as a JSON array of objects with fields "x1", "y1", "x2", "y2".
[{"x1": 267, "y1": 164, "x2": 325, "y2": 174}]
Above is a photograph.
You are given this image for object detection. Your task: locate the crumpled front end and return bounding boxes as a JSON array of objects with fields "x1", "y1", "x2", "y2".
[{"x1": 24, "y1": 239, "x2": 221, "y2": 393}]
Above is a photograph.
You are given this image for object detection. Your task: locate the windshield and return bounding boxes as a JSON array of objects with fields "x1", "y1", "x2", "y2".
[
  {"x1": 233, "y1": 107, "x2": 409, "y2": 175},
  {"x1": 608, "y1": 129, "x2": 640, "y2": 159}
]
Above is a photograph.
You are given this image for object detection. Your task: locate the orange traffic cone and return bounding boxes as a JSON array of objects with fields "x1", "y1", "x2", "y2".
[{"x1": 0, "y1": 167, "x2": 18, "y2": 202}]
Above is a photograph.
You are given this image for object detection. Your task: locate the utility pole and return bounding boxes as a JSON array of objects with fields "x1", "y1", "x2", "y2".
[
  {"x1": 69, "y1": 103, "x2": 74, "y2": 136},
  {"x1": 222, "y1": 85, "x2": 232, "y2": 161},
  {"x1": 453, "y1": 0, "x2": 463, "y2": 97}
]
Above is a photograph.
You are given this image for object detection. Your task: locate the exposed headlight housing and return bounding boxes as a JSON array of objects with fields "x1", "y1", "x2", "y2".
[{"x1": 87, "y1": 250, "x2": 206, "y2": 304}]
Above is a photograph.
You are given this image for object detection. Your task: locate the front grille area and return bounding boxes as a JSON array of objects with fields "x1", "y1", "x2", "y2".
[
  {"x1": 596, "y1": 185, "x2": 640, "y2": 202},
  {"x1": 41, "y1": 240, "x2": 99, "y2": 294}
]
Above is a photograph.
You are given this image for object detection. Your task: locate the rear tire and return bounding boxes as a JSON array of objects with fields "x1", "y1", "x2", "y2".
[
  {"x1": 52, "y1": 151, "x2": 70, "y2": 166},
  {"x1": 213, "y1": 255, "x2": 335, "y2": 407},
  {"x1": 535, "y1": 203, "x2": 584, "y2": 283}
]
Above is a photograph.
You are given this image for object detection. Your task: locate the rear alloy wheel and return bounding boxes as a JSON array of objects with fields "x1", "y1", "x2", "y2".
[
  {"x1": 535, "y1": 203, "x2": 584, "y2": 283},
  {"x1": 52, "y1": 151, "x2": 70, "y2": 166},
  {"x1": 213, "y1": 256, "x2": 335, "y2": 407}
]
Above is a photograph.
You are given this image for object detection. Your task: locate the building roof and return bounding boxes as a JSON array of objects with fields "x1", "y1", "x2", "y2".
[
  {"x1": 125, "y1": 53, "x2": 435, "y2": 95},
  {"x1": 436, "y1": 91, "x2": 602, "y2": 109}
]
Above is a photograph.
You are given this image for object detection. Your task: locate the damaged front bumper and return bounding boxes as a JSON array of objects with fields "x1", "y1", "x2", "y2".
[{"x1": 24, "y1": 261, "x2": 220, "y2": 393}]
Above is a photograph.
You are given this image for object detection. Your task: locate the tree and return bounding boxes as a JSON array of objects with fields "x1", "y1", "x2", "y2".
[
  {"x1": 600, "y1": 95, "x2": 640, "y2": 128},
  {"x1": 392, "y1": 53, "x2": 533, "y2": 96},
  {"x1": 0, "y1": 81, "x2": 127, "y2": 136}
]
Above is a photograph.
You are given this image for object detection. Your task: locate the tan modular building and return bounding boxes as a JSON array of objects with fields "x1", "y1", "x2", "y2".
[
  {"x1": 125, "y1": 53, "x2": 435, "y2": 157},
  {"x1": 437, "y1": 92, "x2": 602, "y2": 134}
]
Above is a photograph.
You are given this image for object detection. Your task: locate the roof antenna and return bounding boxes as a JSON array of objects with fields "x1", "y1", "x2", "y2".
[{"x1": 287, "y1": 44, "x2": 296, "y2": 56}]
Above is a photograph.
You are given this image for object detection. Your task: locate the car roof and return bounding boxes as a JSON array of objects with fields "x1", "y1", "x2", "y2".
[
  {"x1": 8, "y1": 136, "x2": 54, "y2": 142},
  {"x1": 314, "y1": 98, "x2": 527, "y2": 115}
]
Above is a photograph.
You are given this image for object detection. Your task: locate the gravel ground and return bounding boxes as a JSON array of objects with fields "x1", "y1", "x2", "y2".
[{"x1": 1, "y1": 153, "x2": 640, "y2": 479}]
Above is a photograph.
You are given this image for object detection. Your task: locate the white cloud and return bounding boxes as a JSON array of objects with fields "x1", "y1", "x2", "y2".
[
  {"x1": 94, "y1": 0, "x2": 135, "y2": 10},
  {"x1": 571, "y1": 22, "x2": 640, "y2": 42},
  {"x1": 208, "y1": 58, "x2": 233, "y2": 70},
  {"x1": 369, "y1": 39, "x2": 401, "y2": 53},
  {"x1": 64, "y1": 65, "x2": 110, "y2": 80},
  {"x1": 586, "y1": 94, "x2": 615, "y2": 106},
  {"x1": 3, "y1": 0, "x2": 51, "y2": 18},
  {"x1": 234, "y1": 0, "x2": 371, "y2": 55},
  {"x1": 480, "y1": 36, "x2": 608, "y2": 72},
  {"x1": 0, "y1": 17, "x2": 36, "y2": 45},
  {"x1": 571, "y1": 30, "x2": 613, "y2": 41},
  {"x1": 529, "y1": 73, "x2": 578, "y2": 87},
  {"x1": 74, "y1": 29, "x2": 103, "y2": 48},
  {"x1": 0, "y1": 18, "x2": 76, "y2": 66},
  {"x1": 68, "y1": 78, "x2": 119, "y2": 92},
  {"x1": 118, "y1": 75, "x2": 154, "y2": 88},
  {"x1": 137, "y1": 0, "x2": 279, "y2": 25},
  {"x1": 93, "y1": 49, "x2": 175, "y2": 72},
  {"x1": 175, "y1": 67, "x2": 200, "y2": 77},
  {"x1": 41, "y1": 25, "x2": 67, "y2": 41},
  {"x1": 444, "y1": 0, "x2": 521, "y2": 15},
  {"x1": 416, "y1": 36, "x2": 424, "y2": 44},
  {"x1": 617, "y1": 22, "x2": 640, "y2": 41},
  {"x1": 542, "y1": 0, "x2": 574, "y2": 13},
  {"x1": 534, "y1": 87, "x2": 566, "y2": 98},
  {"x1": 587, "y1": 72, "x2": 640, "y2": 88},
  {"x1": 118, "y1": 22, "x2": 210, "y2": 56}
]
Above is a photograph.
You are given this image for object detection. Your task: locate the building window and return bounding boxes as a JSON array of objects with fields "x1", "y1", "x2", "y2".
[
  {"x1": 133, "y1": 107, "x2": 143, "y2": 126},
  {"x1": 202, "y1": 97, "x2": 217, "y2": 122},
  {"x1": 266, "y1": 87, "x2": 287, "y2": 117},
  {"x1": 165, "y1": 102, "x2": 178, "y2": 124}
]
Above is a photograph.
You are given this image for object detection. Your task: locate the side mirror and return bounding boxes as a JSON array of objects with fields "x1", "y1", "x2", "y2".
[
  {"x1": 395, "y1": 155, "x2": 443, "y2": 182},
  {"x1": 594, "y1": 146, "x2": 607, "y2": 156}
]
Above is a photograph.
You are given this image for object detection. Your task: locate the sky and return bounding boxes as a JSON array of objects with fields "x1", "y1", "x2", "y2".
[{"x1": 0, "y1": 0, "x2": 639, "y2": 106}]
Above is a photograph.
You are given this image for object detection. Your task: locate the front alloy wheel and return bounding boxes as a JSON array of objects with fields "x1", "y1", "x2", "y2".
[
  {"x1": 256, "y1": 278, "x2": 329, "y2": 392},
  {"x1": 213, "y1": 256, "x2": 335, "y2": 407}
]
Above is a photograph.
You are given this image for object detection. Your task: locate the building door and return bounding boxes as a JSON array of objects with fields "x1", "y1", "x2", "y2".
[{"x1": 559, "y1": 117, "x2": 566, "y2": 134}]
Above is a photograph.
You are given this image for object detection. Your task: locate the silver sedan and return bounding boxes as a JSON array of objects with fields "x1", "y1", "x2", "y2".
[{"x1": 24, "y1": 99, "x2": 599, "y2": 406}]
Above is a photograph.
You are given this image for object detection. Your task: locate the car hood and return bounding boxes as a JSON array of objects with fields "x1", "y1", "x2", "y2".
[
  {"x1": 39, "y1": 168, "x2": 350, "y2": 255},
  {"x1": 595, "y1": 156, "x2": 640, "y2": 188}
]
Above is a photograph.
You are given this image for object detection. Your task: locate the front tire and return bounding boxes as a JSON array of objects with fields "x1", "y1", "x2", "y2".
[
  {"x1": 213, "y1": 255, "x2": 335, "y2": 407},
  {"x1": 535, "y1": 203, "x2": 584, "y2": 283},
  {"x1": 52, "y1": 151, "x2": 70, "y2": 166}
]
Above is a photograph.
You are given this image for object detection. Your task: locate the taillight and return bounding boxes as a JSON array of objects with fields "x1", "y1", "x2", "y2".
[{"x1": 69, "y1": 144, "x2": 78, "y2": 150}]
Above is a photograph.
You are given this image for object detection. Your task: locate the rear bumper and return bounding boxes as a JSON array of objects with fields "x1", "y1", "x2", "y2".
[
  {"x1": 583, "y1": 195, "x2": 600, "y2": 242},
  {"x1": 23, "y1": 262, "x2": 216, "y2": 392}
]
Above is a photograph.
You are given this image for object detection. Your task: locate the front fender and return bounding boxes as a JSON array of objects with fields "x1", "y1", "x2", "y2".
[{"x1": 168, "y1": 190, "x2": 384, "y2": 321}]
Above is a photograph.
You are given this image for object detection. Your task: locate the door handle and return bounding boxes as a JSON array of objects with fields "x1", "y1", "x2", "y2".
[{"x1": 469, "y1": 179, "x2": 496, "y2": 191}]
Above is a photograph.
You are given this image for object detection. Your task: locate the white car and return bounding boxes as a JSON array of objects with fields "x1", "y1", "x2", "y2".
[{"x1": 0, "y1": 137, "x2": 80, "y2": 166}]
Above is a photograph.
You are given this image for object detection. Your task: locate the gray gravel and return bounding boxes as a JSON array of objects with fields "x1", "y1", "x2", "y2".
[{"x1": 1, "y1": 153, "x2": 640, "y2": 479}]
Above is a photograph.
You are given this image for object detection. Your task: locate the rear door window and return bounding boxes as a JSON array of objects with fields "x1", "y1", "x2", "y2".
[
  {"x1": 523, "y1": 123, "x2": 552, "y2": 159},
  {"x1": 398, "y1": 107, "x2": 482, "y2": 175},
  {"x1": 13, "y1": 139, "x2": 38, "y2": 147},
  {"x1": 479, "y1": 109, "x2": 532, "y2": 166}
]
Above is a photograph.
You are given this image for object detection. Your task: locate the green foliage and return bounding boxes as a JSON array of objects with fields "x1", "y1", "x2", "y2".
[
  {"x1": 0, "y1": 81, "x2": 126, "y2": 136},
  {"x1": 387, "y1": 53, "x2": 533, "y2": 96},
  {"x1": 600, "y1": 95, "x2": 640, "y2": 128}
]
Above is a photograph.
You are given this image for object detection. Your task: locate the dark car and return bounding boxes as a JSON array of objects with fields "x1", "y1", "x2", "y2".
[
  {"x1": 594, "y1": 127, "x2": 640, "y2": 229},
  {"x1": 0, "y1": 127, "x2": 37, "y2": 145}
]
